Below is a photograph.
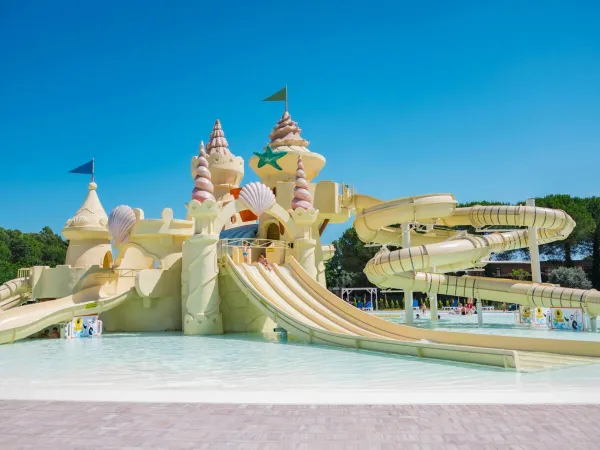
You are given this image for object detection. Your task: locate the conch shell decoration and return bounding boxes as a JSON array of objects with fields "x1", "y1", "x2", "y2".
[
  {"x1": 192, "y1": 141, "x2": 216, "y2": 203},
  {"x1": 291, "y1": 156, "x2": 313, "y2": 210}
]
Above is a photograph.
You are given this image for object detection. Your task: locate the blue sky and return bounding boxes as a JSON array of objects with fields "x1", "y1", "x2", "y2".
[{"x1": 1, "y1": 0, "x2": 599, "y2": 244}]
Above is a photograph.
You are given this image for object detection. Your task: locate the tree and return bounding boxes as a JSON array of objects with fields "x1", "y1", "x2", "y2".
[
  {"x1": 0, "y1": 227, "x2": 67, "y2": 284},
  {"x1": 325, "y1": 228, "x2": 379, "y2": 288},
  {"x1": 583, "y1": 197, "x2": 600, "y2": 289},
  {"x1": 548, "y1": 267, "x2": 592, "y2": 290},
  {"x1": 535, "y1": 195, "x2": 595, "y2": 265}
]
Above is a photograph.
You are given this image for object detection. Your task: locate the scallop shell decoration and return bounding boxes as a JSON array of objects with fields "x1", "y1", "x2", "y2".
[
  {"x1": 108, "y1": 205, "x2": 136, "y2": 245},
  {"x1": 239, "y1": 182, "x2": 276, "y2": 217}
]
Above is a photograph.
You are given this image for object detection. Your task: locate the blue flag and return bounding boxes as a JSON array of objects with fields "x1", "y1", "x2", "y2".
[{"x1": 69, "y1": 160, "x2": 94, "y2": 175}]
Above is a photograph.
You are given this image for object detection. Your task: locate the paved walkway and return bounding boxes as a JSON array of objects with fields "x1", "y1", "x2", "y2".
[{"x1": 0, "y1": 401, "x2": 599, "y2": 449}]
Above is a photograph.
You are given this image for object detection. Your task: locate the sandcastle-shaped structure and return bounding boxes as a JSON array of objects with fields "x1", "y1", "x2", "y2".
[{"x1": 4, "y1": 104, "x2": 600, "y2": 372}]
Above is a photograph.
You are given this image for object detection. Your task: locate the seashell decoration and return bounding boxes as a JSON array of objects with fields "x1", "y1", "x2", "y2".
[
  {"x1": 206, "y1": 119, "x2": 231, "y2": 156},
  {"x1": 268, "y1": 110, "x2": 309, "y2": 150},
  {"x1": 65, "y1": 215, "x2": 91, "y2": 228},
  {"x1": 191, "y1": 142, "x2": 216, "y2": 203},
  {"x1": 108, "y1": 205, "x2": 136, "y2": 245},
  {"x1": 239, "y1": 182, "x2": 276, "y2": 217},
  {"x1": 291, "y1": 156, "x2": 313, "y2": 210}
]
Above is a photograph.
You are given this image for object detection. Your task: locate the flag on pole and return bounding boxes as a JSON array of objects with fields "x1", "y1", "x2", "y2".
[
  {"x1": 263, "y1": 86, "x2": 288, "y2": 111},
  {"x1": 69, "y1": 159, "x2": 95, "y2": 181}
]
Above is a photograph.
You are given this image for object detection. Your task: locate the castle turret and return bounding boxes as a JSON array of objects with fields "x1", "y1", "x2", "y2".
[
  {"x1": 191, "y1": 142, "x2": 216, "y2": 203},
  {"x1": 249, "y1": 111, "x2": 325, "y2": 188},
  {"x1": 204, "y1": 120, "x2": 244, "y2": 201},
  {"x1": 62, "y1": 182, "x2": 112, "y2": 268},
  {"x1": 292, "y1": 156, "x2": 313, "y2": 210}
]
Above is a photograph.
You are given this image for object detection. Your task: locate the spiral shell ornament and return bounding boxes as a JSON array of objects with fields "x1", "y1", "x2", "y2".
[
  {"x1": 192, "y1": 141, "x2": 216, "y2": 203},
  {"x1": 291, "y1": 156, "x2": 313, "y2": 210}
]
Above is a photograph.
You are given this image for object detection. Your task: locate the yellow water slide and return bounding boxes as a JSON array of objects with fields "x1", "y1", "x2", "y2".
[
  {"x1": 225, "y1": 255, "x2": 598, "y2": 371},
  {"x1": 0, "y1": 281, "x2": 137, "y2": 344},
  {"x1": 353, "y1": 193, "x2": 600, "y2": 316},
  {"x1": 0, "y1": 277, "x2": 30, "y2": 311}
]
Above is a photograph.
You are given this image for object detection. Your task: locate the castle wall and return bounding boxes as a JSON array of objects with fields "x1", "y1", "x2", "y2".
[
  {"x1": 219, "y1": 269, "x2": 276, "y2": 333},
  {"x1": 101, "y1": 259, "x2": 182, "y2": 332}
]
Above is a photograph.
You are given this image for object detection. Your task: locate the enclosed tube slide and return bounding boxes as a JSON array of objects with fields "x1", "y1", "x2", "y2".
[
  {"x1": 0, "y1": 278, "x2": 29, "y2": 311},
  {"x1": 353, "y1": 194, "x2": 600, "y2": 316}
]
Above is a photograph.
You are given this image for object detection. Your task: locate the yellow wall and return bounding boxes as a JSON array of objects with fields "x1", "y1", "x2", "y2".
[
  {"x1": 65, "y1": 239, "x2": 112, "y2": 269},
  {"x1": 101, "y1": 259, "x2": 182, "y2": 332},
  {"x1": 219, "y1": 269, "x2": 276, "y2": 333},
  {"x1": 32, "y1": 265, "x2": 91, "y2": 299}
]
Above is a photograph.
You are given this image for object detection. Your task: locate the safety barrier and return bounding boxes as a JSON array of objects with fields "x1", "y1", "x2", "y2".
[{"x1": 218, "y1": 238, "x2": 290, "y2": 265}]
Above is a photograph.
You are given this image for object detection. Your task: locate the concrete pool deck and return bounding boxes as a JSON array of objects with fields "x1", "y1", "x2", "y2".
[{"x1": 1, "y1": 401, "x2": 599, "y2": 449}]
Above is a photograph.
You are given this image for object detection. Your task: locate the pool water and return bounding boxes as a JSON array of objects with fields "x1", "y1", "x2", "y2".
[
  {"x1": 1, "y1": 326, "x2": 600, "y2": 404},
  {"x1": 381, "y1": 311, "x2": 600, "y2": 341}
]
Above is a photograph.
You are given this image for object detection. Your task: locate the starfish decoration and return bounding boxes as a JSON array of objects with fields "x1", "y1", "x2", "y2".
[{"x1": 253, "y1": 145, "x2": 287, "y2": 171}]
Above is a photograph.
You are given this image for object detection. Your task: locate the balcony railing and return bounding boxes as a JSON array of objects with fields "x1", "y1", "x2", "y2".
[{"x1": 218, "y1": 238, "x2": 290, "y2": 266}]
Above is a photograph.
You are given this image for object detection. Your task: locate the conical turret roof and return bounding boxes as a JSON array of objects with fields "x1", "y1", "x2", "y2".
[
  {"x1": 206, "y1": 119, "x2": 231, "y2": 156},
  {"x1": 249, "y1": 110, "x2": 325, "y2": 187},
  {"x1": 291, "y1": 156, "x2": 313, "y2": 210},
  {"x1": 191, "y1": 142, "x2": 216, "y2": 203},
  {"x1": 268, "y1": 111, "x2": 310, "y2": 150},
  {"x1": 63, "y1": 182, "x2": 109, "y2": 237}
]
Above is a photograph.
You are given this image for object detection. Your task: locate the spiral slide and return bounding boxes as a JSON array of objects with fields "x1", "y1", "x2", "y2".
[
  {"x1": 0, "y1": 282, "x2": 137, "y2": 345},
  {"x1": 353, "y1": 193, "x2": 600, "y2": 316},
  {"x1": 0, "y1": 278, "x2": 30, "y2": 311},
  {"x1": 225, "y1": 256, "x2": 598, "y2": 371}
]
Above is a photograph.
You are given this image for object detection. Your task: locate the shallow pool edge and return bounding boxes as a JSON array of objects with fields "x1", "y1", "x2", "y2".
[{"x1": 2, "y1": 388, "x2": 600, "y2": 405}]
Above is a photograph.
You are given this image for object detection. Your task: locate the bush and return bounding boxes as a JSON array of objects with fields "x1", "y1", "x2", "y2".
[
  {"x1": 511, "y1": 268, "x2": 530, "y2": 281},
  {"x1": 548, "y1": 266, "x2": 592, "y2": 290}
]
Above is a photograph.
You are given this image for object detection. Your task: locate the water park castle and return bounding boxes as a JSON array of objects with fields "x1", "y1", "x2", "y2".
[{"x1": 2, "y1": 109, "x2": 600, "y2": 372}]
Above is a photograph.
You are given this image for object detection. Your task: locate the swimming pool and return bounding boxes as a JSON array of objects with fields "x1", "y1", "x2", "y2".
[
  {"x1": 381, "y1": 311, "x2": 600, "y2": 341},
  {"x1": 1, "y1": 330, "x2": 599, "y2": 404}
]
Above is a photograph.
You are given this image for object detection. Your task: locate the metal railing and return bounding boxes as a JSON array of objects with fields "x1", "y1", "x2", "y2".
[
  {"x1": 17, "y1": 268, "x2": 31, "y2": 280},
  {"x1": 218, "y1": 238, "x2": 290, "y2": 265}
]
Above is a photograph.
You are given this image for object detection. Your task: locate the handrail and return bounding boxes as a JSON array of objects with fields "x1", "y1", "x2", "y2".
[
  {"x1": 17, "y1": 268, "x2": 31, "y2": 280},
  {"x1": 218, "y1": 238, "x2": 290, "y2": 249},
  {"x1": 218, "y1": 238, "x2": 290, "y2": 265}
]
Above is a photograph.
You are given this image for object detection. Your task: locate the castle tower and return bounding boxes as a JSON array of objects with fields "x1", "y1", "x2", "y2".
[
  {"x1": 183, "y1": 145, "x2": 223, "y2": 336},
  {"x1": 289, "y1": 156, "x2": 319, "y2": 279},
  {"x1": 191, "y1": 142, "x2": 216, "y2": 203},
  {"x1": 249, "y1": 111, "x2": 326, "y2": 188},
  {"x1": 62, "y1": 182, "x2": 112, "y2": 268},
  {"x1": 204, "y1": 120, "x2": 244, "y2": 201}
]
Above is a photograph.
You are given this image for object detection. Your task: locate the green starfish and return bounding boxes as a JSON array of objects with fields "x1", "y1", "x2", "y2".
[{"x1": 253, "y1": 145, "x2": 287, "y2": 171}]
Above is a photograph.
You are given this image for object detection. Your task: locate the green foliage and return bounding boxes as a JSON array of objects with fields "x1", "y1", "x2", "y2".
[
  {"x1": 535, "y1": 195, "x2": 595, "y2": 264},
  {"x1": 548, "y1": 266, "x2": 592, "y2": 289},
  {"x1": 0, "y1": 227, "x2": 67, "y2": 284},
  {"x1": 438, "y1": 300, "x2": 443, "y2": 309},
  {"x1": 510, "y1": 268, "x2": 530, "y2": 281},
  {"x1": 325, "y1": 228, "x2": 378, "y2": 288}
]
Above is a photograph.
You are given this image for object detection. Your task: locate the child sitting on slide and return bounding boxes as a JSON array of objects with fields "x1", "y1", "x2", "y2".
[{"x1": 257, "y1": 253, "x2": 272, "y2": 271}]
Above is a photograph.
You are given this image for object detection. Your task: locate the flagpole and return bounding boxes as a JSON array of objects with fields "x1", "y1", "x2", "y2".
[
  {"x1": 92, "y1": 158, "x2": 95, "y2": 183},
  {"x1": 285, "y1": 85, "x2": 288, "y2": 112}
]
